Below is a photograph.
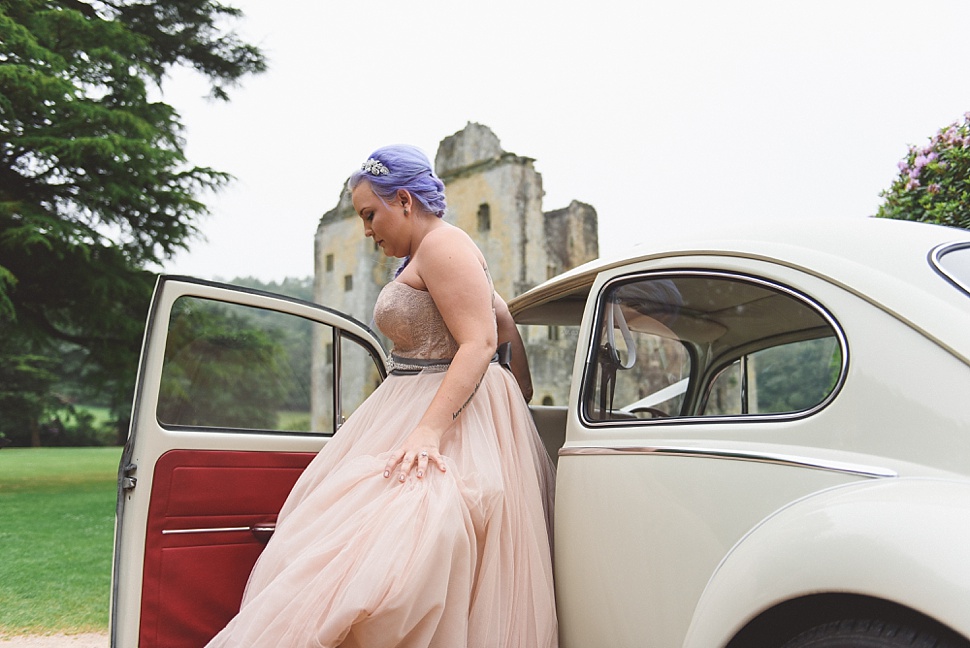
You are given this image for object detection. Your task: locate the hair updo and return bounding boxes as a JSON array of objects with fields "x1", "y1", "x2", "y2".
[{"x1": 348, "y1": 144, "x2": 446, "y2": 218}]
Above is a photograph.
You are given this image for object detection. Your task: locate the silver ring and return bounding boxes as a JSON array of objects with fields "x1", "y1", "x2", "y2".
[{"x1": 420, "y1": 451, "x2": 428, "y2": 457}]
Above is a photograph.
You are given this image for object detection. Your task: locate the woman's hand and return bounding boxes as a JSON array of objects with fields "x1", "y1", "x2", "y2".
[{"x1": 383, "y1": 426, "x2": 447, "y2": 482}]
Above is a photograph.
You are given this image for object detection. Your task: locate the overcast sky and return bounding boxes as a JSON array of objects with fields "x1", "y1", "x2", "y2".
[{"x1": 158, "y1": 0, "x2": 970, "y2": 283}]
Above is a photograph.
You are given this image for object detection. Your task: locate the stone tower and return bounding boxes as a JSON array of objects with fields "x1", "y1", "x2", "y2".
[{"x1": 312, "y1": 123, "x2": 598, "y2": 428}]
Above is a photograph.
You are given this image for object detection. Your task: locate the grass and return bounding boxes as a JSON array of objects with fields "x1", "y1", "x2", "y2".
[{"x1": 0, "y1": 447, "x2": 120, "y2": 637}]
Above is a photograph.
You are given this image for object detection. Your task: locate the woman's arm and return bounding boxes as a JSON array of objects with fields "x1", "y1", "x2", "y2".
[
  {"x1": 383, "y1": 227, "x2": 497, "y2": 482},
  {"x1": 494, "y1": 293, "x2": 533, "y2": 402}
]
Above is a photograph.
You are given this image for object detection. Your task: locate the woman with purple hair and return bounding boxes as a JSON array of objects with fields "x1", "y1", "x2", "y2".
[{"x1": 206, "y1": 145, "x2": 558, "y2": 647}]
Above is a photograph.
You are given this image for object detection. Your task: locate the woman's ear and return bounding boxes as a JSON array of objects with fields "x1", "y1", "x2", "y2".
[{"x1": 397, "y1": 189, "x2": 412, "y2": 213}]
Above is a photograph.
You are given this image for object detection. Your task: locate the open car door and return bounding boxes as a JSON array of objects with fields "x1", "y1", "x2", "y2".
[{"x1": 110, "y1": 276, "x2": 387, "y2": 648}]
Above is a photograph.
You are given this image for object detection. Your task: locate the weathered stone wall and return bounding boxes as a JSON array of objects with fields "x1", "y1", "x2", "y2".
[{"x1": 545, "y1": 200, "x2": 600, "y2": 275}]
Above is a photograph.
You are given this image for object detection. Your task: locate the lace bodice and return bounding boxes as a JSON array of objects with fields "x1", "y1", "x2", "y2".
[{"x1": 374, "y1": 281, "x2": 460, "y2": 361}]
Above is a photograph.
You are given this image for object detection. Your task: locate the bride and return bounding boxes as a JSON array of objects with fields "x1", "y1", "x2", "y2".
[{"x1": 205, "y1": 144, "x2": 558, "y2": 648}]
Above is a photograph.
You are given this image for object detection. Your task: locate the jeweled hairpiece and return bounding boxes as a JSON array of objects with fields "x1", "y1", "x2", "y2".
[{"x1": 361, "y1": 158, "x2": 390, "y2": 176}]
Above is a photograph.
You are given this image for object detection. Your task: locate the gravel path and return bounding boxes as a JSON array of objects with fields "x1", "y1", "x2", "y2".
[{"x1": 0, "y1": 634, "x2": 108, "y2": 648}]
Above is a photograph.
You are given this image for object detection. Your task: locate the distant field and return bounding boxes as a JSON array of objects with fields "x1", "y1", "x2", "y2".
[{"x1": 0, "y1": 447, "x2": 120, "y2": 636}]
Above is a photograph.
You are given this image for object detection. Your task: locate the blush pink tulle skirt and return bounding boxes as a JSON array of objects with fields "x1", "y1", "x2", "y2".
[{"x1": 204, "y1": 364, "x2": 558, "y2": 648}]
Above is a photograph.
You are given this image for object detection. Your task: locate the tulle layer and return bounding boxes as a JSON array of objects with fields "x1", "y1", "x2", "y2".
[{"x1": 205, "y1": 364, "x2": 558, "y2": 648}]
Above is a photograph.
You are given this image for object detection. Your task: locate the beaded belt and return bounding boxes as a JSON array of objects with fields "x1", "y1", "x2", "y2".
[{"x1": 388, "y1": 342, "x2": 512, "y2": 376}]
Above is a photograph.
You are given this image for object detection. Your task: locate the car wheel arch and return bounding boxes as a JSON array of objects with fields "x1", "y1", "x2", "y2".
[{"x1": 682, "y1": 478, "x2": 970, "y2": 648}]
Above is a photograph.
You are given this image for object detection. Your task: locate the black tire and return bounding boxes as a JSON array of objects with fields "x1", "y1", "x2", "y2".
[{"x1": 781, "y1": 618, "x2": 967, "y2": 648}]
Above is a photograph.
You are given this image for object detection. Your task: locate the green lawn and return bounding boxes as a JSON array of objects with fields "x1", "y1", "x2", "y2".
[{"x1": 0, "y1": 447, "x2": 120, "y2": 636}]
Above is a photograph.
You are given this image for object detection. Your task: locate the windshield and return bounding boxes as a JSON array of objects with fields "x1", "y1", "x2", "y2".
[{"x1": 933, "y1": 243, "x2": 970, "y2": 297}]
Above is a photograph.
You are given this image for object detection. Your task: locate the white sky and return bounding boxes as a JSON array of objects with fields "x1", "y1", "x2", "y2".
[{"x1": 159, "y1": 0, "x2": 970, "y2": 283}]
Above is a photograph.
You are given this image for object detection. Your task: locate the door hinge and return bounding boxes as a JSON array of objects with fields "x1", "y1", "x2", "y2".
[{"x1": 121, "y1": 463, "x2": 137, "y2": 490}]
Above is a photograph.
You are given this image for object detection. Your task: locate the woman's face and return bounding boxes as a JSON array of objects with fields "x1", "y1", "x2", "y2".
[{"x1": 352, "y1": 182, "x2": 409, "y2": 258}]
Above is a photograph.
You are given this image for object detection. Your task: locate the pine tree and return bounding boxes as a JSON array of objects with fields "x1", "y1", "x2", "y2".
[{"x1": 0, "y1": 0, "x2": 266, "y2": 444}]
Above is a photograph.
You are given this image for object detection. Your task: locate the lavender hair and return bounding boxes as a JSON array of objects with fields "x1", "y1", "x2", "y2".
[{"x1": 348, "y1": 144, "x2": 446, "y2": 217}]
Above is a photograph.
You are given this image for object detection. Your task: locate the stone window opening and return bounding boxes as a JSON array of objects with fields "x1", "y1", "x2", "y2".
[
  {"x1": 326, "y1": 254, "x2": 334, "y2": 272},
  {"x1": 344, "y1": 275, "x2": 353, "y2": 292},
  {"x1": 477, "y1": 203, "x2": 491, "y2": 232}
]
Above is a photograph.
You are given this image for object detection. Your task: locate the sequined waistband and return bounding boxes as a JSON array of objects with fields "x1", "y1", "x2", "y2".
[
  {"x1": 388, "y1": 343, "x2": 511, "y2": 376},
  {"x1": 388, "y1": 354, "x2": 452, "y2": 375}
]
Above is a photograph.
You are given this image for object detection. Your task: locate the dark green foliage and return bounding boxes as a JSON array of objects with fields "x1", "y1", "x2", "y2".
[
  {"x1": 227, "y1": 276, "x2": 316, "y2": 411},
  {"x1": 0, "y1": 1, "x2": 265, "y2": 444},
  {"x1": 0, "y1": 342, "x2": 60, "y2": 445},
  {"x1": 231, "y1": 276, "x2": 315, "y2": 302},
  {"x1": 876, "y1": 112, "x2": 970, "y2": 230},
  {"x1": 755, "y1": 338, "x2": 842, "y2": 413},
  {"x1": 157, "y1": 297, "x2": 290, "y2": 430}
]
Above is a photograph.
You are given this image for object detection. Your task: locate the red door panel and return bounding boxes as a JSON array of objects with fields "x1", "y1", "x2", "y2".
[{"x1": 139, "y1": 449, "x2": 314, "y2": 648}]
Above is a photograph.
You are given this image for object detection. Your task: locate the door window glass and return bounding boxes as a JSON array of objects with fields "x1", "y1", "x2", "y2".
[
  {"x1": 158, "y1": 297, "x2": 382, "y2": 433},
  {"x1": 584, "y1": 274, "x2": 844, "y2": 423},
  {"x1": 339, "y1": 333, "x2": 384, "y2": 424}
]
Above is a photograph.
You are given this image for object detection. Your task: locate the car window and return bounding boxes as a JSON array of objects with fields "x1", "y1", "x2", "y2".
[
  {"x1": 337, "y1": 332, "x2": 385, "y2": 427},
  {"x1": 583, "y1": 273, "x2": 844, "y2": 423},
  {"x1": 933, "y1": 243, "x2": 970, "y2": 297},
  {"x1": 157, "y1": 296, "x2": 382, "y2": 434},
  {"x1": 702, "y1": 337, "x2": 842, "y2": 416}
]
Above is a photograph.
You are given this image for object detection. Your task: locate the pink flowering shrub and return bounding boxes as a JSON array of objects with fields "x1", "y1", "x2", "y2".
[{"x1": 876, "y1": 112, "x2": 970, "y2": 230}]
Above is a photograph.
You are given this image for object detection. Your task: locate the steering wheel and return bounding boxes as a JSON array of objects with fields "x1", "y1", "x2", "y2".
[{"x1": 628, "y1": 406, "x2": 669, "y2": 419}]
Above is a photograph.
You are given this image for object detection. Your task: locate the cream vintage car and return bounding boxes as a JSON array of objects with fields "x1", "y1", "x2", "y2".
[{"x1": 112, "y1": 217, "x2": 970, "y2": 647}]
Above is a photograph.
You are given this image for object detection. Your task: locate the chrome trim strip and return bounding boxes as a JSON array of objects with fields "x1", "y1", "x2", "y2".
[
  {"x1": 162, "y1": 526, "x2": 251, "y2": 535},
  {"x1": 558, "y1": 445, "x2": 898, "y2": 478}
]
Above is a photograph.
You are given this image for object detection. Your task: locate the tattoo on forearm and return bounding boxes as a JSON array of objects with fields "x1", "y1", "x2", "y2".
[{"x1": 453, "y1": 372, "x2": 486, "y2": 421}]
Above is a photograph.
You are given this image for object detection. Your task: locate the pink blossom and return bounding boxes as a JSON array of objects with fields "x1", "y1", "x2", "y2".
[
  {"x1": 929, "y1": 183, "x2": 942, "y2": 194},
  {"x1": 915, "y1": 155, "x2": 929, "y2": 168},
  {"x1": 905, "y1": 178, "x2": 921, "y2": 191}
]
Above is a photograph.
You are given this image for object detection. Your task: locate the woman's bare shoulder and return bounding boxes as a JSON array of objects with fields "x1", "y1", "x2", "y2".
[{"x1": 421, "y1": 225, "x2": 483, "y2": 261}]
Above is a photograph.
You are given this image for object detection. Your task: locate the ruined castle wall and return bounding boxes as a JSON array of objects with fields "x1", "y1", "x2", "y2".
[{"x1": 441, "y1": 158, "x2": 547, "y2": 299}]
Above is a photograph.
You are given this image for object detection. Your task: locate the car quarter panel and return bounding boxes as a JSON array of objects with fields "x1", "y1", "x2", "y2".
[
  {"x1": 554, "y1": 253, "x2": 970, "y2": 647},
  {"x1": 554, "y1": 452, "x2": 862, "y2": 647},
  {"x1": 683, "y1": 479, "x2": 970, "y2": 647}
]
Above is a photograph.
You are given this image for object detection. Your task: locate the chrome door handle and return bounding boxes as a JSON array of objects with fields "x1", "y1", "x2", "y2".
[{"x1": 250, "y1": 523, "x2": 276, "y2": 543}]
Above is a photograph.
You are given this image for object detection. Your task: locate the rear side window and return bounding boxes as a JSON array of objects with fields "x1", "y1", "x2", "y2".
[
  {"x1": 157, "y1": 297, "x2": 382, "y2": 434},
  {"x1": 583, "y1": 273, "x2": 845, "y2": 423}
]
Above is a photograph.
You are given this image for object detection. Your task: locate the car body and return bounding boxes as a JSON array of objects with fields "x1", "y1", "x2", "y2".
[{"x1": 112, "y1": 217, "x2": 970, "y2": 647}]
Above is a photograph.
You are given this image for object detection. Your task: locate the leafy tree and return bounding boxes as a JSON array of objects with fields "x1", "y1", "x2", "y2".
[
  {"x1": 158, "y1": 297, "x2": 290, "y2": 430},
  {"x1": 231, "y1": 276, "x2": 315, "y2": 303},
  {"x1": 0, "y1": 342, "x2": 59, "y2": 446},
  {"x1": 0, "y1": 1, "x2": 265, "y2": 444},
  {"x1": 229, "y1": 276, "x2": 316, "y2": 411},
  {"x1": 876, "y1": 112, "x2": 970, "y2": 230}
]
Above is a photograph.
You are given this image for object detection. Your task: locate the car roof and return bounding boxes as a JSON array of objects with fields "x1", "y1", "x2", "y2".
[{"x1": 510, "y1": 217, "x2": 970, "y2": 364}]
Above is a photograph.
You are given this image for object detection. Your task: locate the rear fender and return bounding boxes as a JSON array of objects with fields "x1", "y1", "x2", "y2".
[{"x1": 683, "y1": 478, "x2": 970, "y2": 647}]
